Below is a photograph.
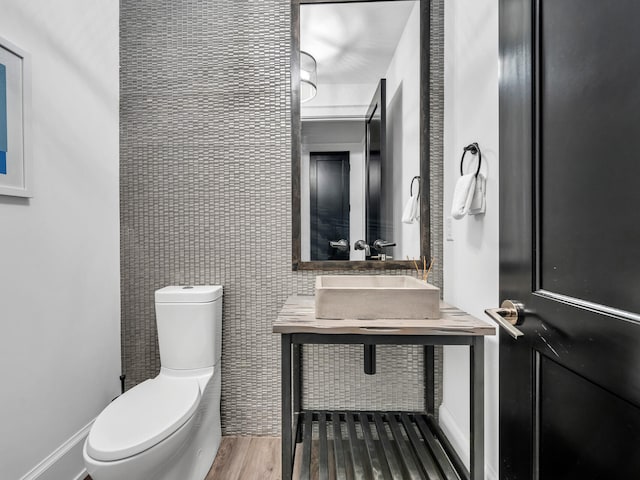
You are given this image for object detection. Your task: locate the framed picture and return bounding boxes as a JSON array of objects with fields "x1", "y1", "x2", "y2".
[{"x1": 0, "y1": 36, "x2": 32, "y2": 197}]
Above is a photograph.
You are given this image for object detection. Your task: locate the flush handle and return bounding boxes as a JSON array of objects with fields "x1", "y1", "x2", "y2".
[{"x1": 485, "y1": 300, "x2": 525, "y2": 339}]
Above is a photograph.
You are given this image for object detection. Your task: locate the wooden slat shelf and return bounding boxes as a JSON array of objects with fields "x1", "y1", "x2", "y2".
[
  {"x1": 294, "y1": 411, "x2": 462, "y2": 480},
  {"x1": 273, "y1": 295, "x2": 495, "y2": 336}
]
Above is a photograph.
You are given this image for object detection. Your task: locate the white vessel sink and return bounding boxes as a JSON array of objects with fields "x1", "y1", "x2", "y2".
[{"x1": 315, "y1": 275, "x2": 440, "y2": 320}]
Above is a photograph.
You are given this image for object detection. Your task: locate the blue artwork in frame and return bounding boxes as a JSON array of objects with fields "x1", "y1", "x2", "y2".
[
  {"x1": 0, "y1": 36, "x2": 31, "y2": 197},
  {"x1": 0, "y1": 63, "x2": 7, "y2": 175}
]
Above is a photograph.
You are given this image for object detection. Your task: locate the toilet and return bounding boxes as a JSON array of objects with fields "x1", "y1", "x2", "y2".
[{"x1": 83, "y1": 285, "x2": 223, "y2": 480}]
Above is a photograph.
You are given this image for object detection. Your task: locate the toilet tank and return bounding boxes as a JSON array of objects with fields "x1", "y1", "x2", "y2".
[{"x1": 154, "y1": 286, "x2": 223, "y2": 370}]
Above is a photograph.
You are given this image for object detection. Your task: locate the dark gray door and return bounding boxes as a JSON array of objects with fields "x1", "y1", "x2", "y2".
[
  {"x1": 499, "y1": 0, "x2": 640, "y2": 478},
  {"x1": 310, "y1": 151, "x2": 350, "y2": 261}
]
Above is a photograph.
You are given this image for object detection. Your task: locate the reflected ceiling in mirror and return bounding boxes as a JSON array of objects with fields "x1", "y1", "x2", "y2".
[
  {"x1": 292, "y1": 0, "x2": 430, "y2": 271},
  {"x1": 301, "y1": 1, "x2": 417, "y2": 120}
]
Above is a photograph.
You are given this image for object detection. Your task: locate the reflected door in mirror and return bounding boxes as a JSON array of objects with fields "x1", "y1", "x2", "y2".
[
  {"x1": 310, "y1": 152, "x2": 350, "y2": 260},
  {"x1": 366, "y1": 79, "x2": 393, "y2": 257}
]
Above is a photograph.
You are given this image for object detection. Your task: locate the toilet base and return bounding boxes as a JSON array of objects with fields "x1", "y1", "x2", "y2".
[{"x1": 84, "y1": 368, "x2": 221, "y2": 480}]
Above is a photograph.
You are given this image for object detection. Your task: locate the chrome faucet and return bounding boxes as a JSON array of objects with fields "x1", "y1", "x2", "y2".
[
  {"x1": 372, "y1": 239, "x2": 397, "y2": 251},
  {"x1": 354, "y1": 240, "x2": 371, "y2": 256}
]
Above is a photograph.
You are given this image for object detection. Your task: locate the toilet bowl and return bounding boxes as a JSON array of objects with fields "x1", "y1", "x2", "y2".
[{"x1": 84, "y1": 286, "x2": 223, "y2": 480}]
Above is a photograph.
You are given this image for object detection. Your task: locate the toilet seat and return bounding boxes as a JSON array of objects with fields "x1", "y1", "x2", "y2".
[{"x1": 86, "y1": 376, "x2": 201, "y2": 462}]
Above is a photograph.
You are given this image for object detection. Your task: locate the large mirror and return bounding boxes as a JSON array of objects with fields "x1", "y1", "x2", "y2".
[{"x1": 292, "y1": 0, "x2": 430, "y2": 270}]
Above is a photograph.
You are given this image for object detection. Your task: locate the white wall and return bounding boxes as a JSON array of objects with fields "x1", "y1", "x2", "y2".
[
  {"x1": 385, "y1": 1, "x2": 421, "y2": 260},
  {"x1": 442, "y1": 0, "x2": 500, "y2": 479},
  {"x1": 0, "y1": 2, "x2": 120, "y2": 479}
]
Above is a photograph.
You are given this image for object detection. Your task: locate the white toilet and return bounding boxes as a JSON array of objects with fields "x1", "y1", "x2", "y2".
[{"x1": 84, "y1": 285, "x2": 223, "y2": 480}]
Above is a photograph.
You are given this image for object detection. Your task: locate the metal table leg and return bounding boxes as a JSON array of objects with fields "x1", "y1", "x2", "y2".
[
  {"x1": 470, "y1": 336, "x2": 485, "y2": 480},
  {"x1": 282, "y1": 334, "x2": 293, "y2": 480},
  {"x1": 293, "y1": 344, "x2": 302, "y2": 443},
  {"x1": 424, "y1": 345, "x2": 435, "y2": 416}
]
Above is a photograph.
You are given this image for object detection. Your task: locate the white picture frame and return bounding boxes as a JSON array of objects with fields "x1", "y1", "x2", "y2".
[{"x1": 0, "y1": 36, "x2": 32, "y2": 197}]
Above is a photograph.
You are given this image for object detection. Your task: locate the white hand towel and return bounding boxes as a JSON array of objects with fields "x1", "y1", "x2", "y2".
[
  {"x1": 412, "y1": 194, "x2": 420, "y2": 222},
  {"x1": 469, "y1": 173, "x2": 486, "y2": 215},
  {"x1": 451, "y1": 174, "x2": 476, "y2": 219},
  {"x1": 402, "y1": 193, "x2": 420, "y2": 224}
]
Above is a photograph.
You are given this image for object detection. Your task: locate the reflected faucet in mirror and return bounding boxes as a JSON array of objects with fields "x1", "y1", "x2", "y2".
[
  {"x1": 292, "y1": 0, "x2": 430, "y2": 270},
  {"x1": 329, "y1": 239, "x2": 349, "y2": 252},
  {"x1": 355, "y1": 238, "x2": 397, "y2": 261},
  {"x1": 354, "y1": 240, "x2": 371, "y2": 257},
  {"x1": 371, "y1": 239, "x2": 396, "y2": 261},
  {"x1": 373, "y1": 239, "x2": 397, "y2": 251}
]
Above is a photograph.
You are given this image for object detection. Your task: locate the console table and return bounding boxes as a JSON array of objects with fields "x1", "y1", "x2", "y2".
[{"x1": 274, "y1": 295, "x2": 495, "y2": 480}]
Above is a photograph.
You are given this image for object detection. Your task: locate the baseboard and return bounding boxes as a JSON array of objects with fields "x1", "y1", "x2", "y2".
[
  {"x1": 439, "y1": 404, "x2": 499, "y2": 480},
  {"x1": 19, "y1": 420, "x2": 93, "y2": 480},
  {"x1": 486, "y1": 463, "x2": 498, "y2": 480},
  {"x1": 72, "y1": 470, "x2": 89, "y2": 480},
  {"x1": 438, "y1": 403, "x2": 470, "y2": 470}
]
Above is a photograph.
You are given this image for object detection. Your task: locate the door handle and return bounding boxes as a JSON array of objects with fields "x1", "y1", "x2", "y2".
[{"x1": 485, "y1": 300, "x2": 525, "y2": 339}]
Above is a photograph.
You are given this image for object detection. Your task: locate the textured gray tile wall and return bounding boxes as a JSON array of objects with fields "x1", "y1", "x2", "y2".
[{"x1": 120, "y1": 0, "x2": 444, "y2": 435}]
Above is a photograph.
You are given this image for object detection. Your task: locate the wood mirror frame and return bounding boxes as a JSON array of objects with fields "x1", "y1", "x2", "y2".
[{"x1": 291, "y1": 0, "x2": 430, "y2": 271}]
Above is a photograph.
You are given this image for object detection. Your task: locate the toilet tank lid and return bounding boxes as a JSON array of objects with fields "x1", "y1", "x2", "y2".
[{"x1": 155, "y1": 285, "x2": 223, "y2": 303}]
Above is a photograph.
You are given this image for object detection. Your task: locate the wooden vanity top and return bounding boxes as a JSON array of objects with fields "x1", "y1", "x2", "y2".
[{"x1": 273, "y1": 295, "x2": 496, "y2": 336}]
